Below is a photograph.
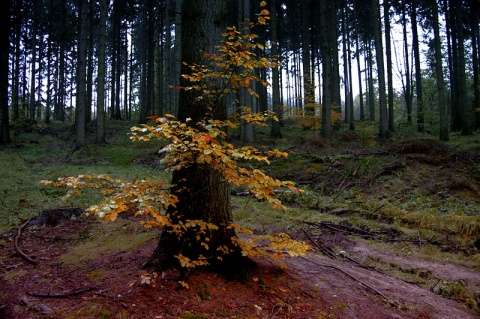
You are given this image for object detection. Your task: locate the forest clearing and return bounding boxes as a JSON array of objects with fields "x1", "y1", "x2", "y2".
[{"x1": 0, "y1": 121, "x2": 479, "y2": 318}]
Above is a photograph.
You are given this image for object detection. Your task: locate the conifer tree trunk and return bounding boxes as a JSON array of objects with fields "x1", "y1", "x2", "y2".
[
  {"x1": 76, "y1": 0, "x2": 88, "y2": 148},
  {"x1": 384, "y1": 0, "x2": 395, "y2": 133},
  {"x1": 270, "y1": 0, "x2": 282, "y2": 138},
  {"x1": 371, "y1": 0, "x2": 388, "y2": 138},
  {"x1": 432, "y1": 0, "x2": 449, "y2": 141},
  {"x1": 411, "y1": 0, "x2": 424, "y2": 132},
  {"x1": 0, "y1": 0, "x2": 11, "y2": 143},
  {"x1": 95, "y1": 0, "x2": 108, "y2": 145}
]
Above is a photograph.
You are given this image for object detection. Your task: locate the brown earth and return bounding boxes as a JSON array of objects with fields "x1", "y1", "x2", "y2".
[{"x1": 0, "y1": 213, "x2": 478, "y2": 319}]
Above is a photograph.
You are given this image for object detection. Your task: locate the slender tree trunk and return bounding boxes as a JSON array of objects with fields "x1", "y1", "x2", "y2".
[
  {"x1": 86, "y1": 0, "x2": 94, "y2": 123},
  {"x1": 402, "y1": 1, "x2": 412, "y2": 124},
  {"x1": 56, "y1": 0, "x2": 66, "y2": 122},
  {"x1": 173, "y1": 0, "x2": 182, "y2": 115},
  {"x1": 165, "y1": 0, "x2": 172, "y2": 115},
  {"x1": 12, "y1": 0, "x2": 21, "y2": 121},
  {"x1": 432, "y1": 0, "x2": 449, "y2": 141},
  {"x1": 95, "y1": 0, "x2": 108, "y2": 145},
  {"x1": 320, "y1": 0, "x2": 331, "y2": 138},
  {"x1": 239, "y1": 0, "x2": 255, "y2": 143},
  {"x1": 471, "y1": 0, "x2": 480, "y2": 129},
  {"x1": 302, "y1": 0, "x2": 314, "y2": 116},
  {"x1": 384, "y1": 0, "x2": 394, "y2": 132},
  {"x1": 453, "y1": 1, "x2": 471, "y2": 135},
  {"x1": 29, "y1": 0, "x2": 38, "y2": 121},
  {"x1": 76, "y1": 0, "x2": 88, "y2": 148},
  {"x1": 270, "y1": 0, "x2": 282, "y2": 138},
  {"x1": 372, "y1": 0, "x2": 388, "y2": 138},
  {"x1": 356, "y1": 37, "x2": 365, "y2": 121},
  {"x1": 411, "y1": 0, "x2": 424, "y2": 132},
  {"x1": 0, "y1": 0, "x2": 11, "y2": 143}
]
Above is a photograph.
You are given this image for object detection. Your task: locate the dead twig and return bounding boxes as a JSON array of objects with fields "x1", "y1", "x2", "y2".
[
  {"x1": 300, "y1": 228, "x2": 337, "y2": 259},
  {"x1": 14, "y1": 217, "x2": 38, "y2": 265},
  {"x1": 27, "y1": 286, "x2": 95, "y2": 299}
]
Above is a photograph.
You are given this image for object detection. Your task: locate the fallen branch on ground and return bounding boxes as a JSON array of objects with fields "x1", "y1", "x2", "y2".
[{"x1": 27, "y1": 286, "x2": 95, "y2": 298}]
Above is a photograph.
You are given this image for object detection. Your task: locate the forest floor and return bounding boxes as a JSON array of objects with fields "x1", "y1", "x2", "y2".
[{"x1": 1, "y1": 122, "x2": 480, "y2": 318}]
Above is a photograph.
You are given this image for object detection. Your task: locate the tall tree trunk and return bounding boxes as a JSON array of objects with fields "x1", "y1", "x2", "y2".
[
  {"x1": 454, "y1": 0, "x2": 471, "y2": 135},
  {"x1": 173, "y1": 0, "x2": 182, "y2": 115},
  {"x1": 356, "y1": 36, "x2": 365, "y2": 121},
  {"x1": 402, "y1": 1, "x2": 412, "y2": 124},
  {"x1": 411, "y1": 0, "x2": 424, "y2": 132},
  {"x1": 270, "y1": 0, "x2": 282, "y2": 138},
  {"x1": 384, "y1": 0, "x2": 394, "y2": 132},
  {"x1": 76, "y1": 0, "x2": 88, "y2": 148},
  {"x1": 12, "y1": 0, "x2": 21, "y2": 121},
  {"x1": 143, "y1": 0, "x2": 251, "y2": 275},
  {"x1": 164, "y1": 0, "x2": 172, "y2": 115},
  {"x1": 432, "y1": 0, "x2": 449, "y2": 141},
  {"x1": 372, "y1": 0, "x2": 388, "y2": 138},
  {"x1": 86, "y1": 0, "x2": 94, "y2": 123},
  {"x1": 56, "y1": 0, "x2": 66, "y2": 122},
  {"x1": 302, "y1": 0, "x2": 314, "y2": 116},
  {"x1": 0, "y1": 0, "x2": 11, "y2": 143},
  {"x1": 471, "y1": 0, "x2": 480, "y2": 129},
  {"x1": 320, "y1": 0, "x2": 331, "y2": 138},
  {"x1": 239, "y1": 0, "x2": 255, "y2": 143},
  {"x1": 95, "y1": 0, "x2": 108, "y2": 145},
  {"x1": 29, "y1": 0, "x2": 38, "y2": 121},
  {"x1": 138, "y1": 0, "x2": 148, "y2": 123}
]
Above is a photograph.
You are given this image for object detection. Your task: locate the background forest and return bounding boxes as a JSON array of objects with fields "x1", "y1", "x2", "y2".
[{"x1": 0, "y1": 0, "x2": 479, "y2": 143}]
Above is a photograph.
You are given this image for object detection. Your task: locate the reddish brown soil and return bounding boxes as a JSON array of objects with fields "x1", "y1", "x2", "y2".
[{"x1": 1, "y1": 215, "x2": 478, "y2": 319}]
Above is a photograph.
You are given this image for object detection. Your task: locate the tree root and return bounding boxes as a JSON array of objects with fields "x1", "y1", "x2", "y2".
[{"x1": 14, "y1": 217, "x2": 38, "y2": 265}]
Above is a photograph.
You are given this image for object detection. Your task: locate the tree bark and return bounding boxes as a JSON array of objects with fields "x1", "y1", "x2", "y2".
[
  {"x1": 75, "y1": 0, "x2": 88, "y2": 148},
  {"x1": 371, "y1": 0, "x2": 388, "y2": 138},
  {"x1": 270, "y1": 0, "x2": 282, "y2": 138},
  {"x1": 143, "y1": 0, "x2": 252, "y2": 277},
  {"x1": 95, "y1": 0, "x2": 108, "y2": 145},
  {"x1": 0, "y1": 0, "x2": 11, "y2": 144},
  {"x1": 411, "y1": 0, "x2": 424, "y2": 132},
  {"x1": 432, "y1": 0, "x2": 449, "y2": 141}
]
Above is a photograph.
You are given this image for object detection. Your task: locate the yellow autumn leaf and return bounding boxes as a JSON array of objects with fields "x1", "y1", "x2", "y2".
[
  {"x1": 258, "y1": 16, "x2": 266, "y2": 25},
  {"x1": 260, "y1": 1, "x2": 267, "y2": 7}
]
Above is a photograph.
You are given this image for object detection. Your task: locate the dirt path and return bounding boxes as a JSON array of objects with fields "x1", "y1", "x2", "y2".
[{"x1": 284, "y1": 252, "x2": 478, "y2": 319}]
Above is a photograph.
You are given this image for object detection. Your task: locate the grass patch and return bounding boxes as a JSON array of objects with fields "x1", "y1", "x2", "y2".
[{"x1": 58, "y1": 220, "x2": 157, "y2": 267}]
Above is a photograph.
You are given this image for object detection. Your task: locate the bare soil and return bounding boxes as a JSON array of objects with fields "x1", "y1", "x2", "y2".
[
  {"x1": 1, "y1": 137, "x2": 479, "y2": 319},
  {"x1": 0, "y1": 215, "x2": 478, "y2": 318}
]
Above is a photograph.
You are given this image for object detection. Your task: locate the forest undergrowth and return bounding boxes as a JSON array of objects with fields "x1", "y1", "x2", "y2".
[{"x1": 0, "y1": 120, "x2": 479, "y2": 318}]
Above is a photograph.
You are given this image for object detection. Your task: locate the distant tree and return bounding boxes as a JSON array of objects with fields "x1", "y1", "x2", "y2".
[
  {"x1": 371, "y1": 0, "x2": 388, "y2": 138},
  {"x1": 384, "y1": 0, "x2": 395, "y2": 132},
  {"x1": 270, "y1": 0, "x2": 282, "y2": 138},
  {"x1": 75, "y1": 0, "x2": 88, "y2": 148},
  {"x1": 1, "y1": 0, "x2": 11, "y2": 144},
  {"x1": 431, "y1": 0, "x2": 449, "y2": 141},
  {"x1": 411, "y1": 0, "x2": 424, "y2": 132},
  {"x1": 95, "y1": 0, "x2": 109, "y2": 145}
]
